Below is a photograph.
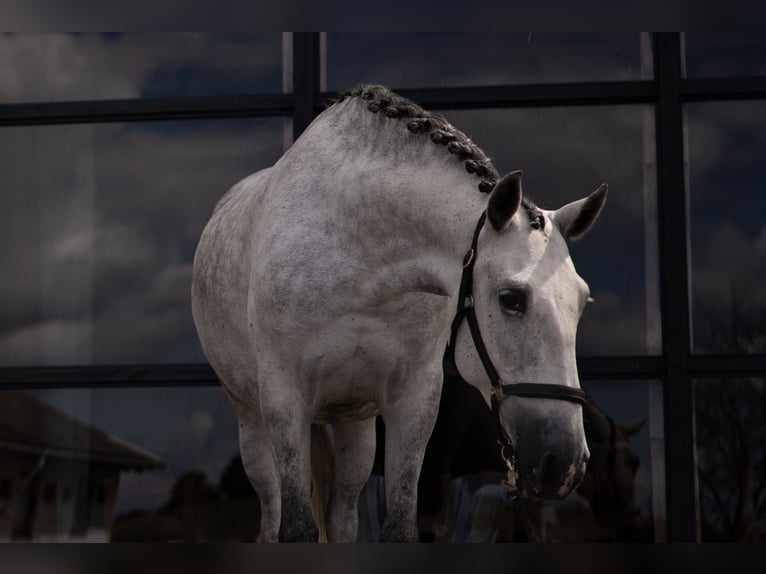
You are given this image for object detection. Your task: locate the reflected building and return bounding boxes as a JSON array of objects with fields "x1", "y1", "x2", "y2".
[{"x1": 0, "y1": 391, "x2": 163, "y2": 541}]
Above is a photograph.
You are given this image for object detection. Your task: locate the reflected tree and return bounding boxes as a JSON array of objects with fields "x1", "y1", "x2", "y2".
[
  {"x1": 694, "y1": 279, "x2": 766, "y2": 354},
  {"x1": 695, "y1": 379, "x2": 766, "y2": 541},
  {"x1": 111, "y1": 457, "x2": 260, "y2": 542},
  {"x1": 694, "y1": 282, "x2": 766, "y2": 542}
]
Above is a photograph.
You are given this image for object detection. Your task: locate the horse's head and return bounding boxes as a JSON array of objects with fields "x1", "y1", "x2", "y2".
[
  {"x1": 453, "y1": 170, "x2": 607, "y2": 500},
  {"x1": 580, "y1": 403, "x2": 646, "y2": 533}
]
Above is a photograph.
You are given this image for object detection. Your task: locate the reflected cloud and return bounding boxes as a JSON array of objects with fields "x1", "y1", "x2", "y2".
[
  {"x1": 688, "y1": 101, "x2": 766, "y2": 353},
  {"x1": 0, "y1": 33, "x2": 282, "y2": 103},
  {"x1": 693, "y1": 222, "x2": 766, "y2": 353},
  {"x1": 326, "y1": 33, "x2": 649, "y2": 90},
  {"x1": 0, "y1": 119, "x2": 285, "y2": 365},
  {"x1": 578, "y1": 288, "x2": 649, "y2": 355}
]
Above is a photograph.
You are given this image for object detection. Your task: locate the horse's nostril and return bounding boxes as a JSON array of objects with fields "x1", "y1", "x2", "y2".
[{"x1": 539, "y1": 452, "x2": 560, "y2": 486}]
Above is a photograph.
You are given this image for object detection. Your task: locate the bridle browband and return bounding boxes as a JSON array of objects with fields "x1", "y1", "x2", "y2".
[{"x1": 446, "y1": 210, "x2": 587, "y2": 496}]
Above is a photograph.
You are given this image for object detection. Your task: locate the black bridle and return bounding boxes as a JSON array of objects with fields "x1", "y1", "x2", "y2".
[{"x1": 446, "y1": 210, "x2": 587, "y2": 497}]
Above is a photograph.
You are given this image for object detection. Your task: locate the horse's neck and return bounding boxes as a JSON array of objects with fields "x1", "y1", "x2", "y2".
[{"x1": 321, "y1": 102, "x2": 488, "y2": 265}]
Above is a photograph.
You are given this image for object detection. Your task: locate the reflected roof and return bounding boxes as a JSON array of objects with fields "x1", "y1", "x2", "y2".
[{"x1": 0, "y1": 390, "x2": 164, "y2": 471}]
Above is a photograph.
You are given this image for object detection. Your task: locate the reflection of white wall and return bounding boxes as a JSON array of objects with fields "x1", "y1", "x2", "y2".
[{"x1": 0, "y1": 456, "x2": 115, "y2": 542}]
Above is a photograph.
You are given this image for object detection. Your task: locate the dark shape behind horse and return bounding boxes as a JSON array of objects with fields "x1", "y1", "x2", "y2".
[
  {"x1": 359, "y1": 361, "x2": 648, "y2": 542},
  {"x1": 418, "y1": 364, "x2": 647, "y2": 541}
]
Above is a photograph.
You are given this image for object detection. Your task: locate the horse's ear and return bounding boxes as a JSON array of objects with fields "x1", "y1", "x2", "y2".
[
  {"x1": 618, "y1": 416, "x2": 647, "y2": 437},
  {"x1": 487, "y1": 171, "x2": 523, "y2": 232},
  {"x1": 553, "y1": 183, "x2": 608, "y2": 241}
]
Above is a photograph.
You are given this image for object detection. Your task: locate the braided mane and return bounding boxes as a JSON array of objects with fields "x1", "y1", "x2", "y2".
[{"x1": 328, "y1": 84, "x2": 544, "y2": 230}]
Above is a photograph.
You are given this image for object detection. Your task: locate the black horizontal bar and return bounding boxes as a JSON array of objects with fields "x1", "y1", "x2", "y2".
[
  {"x1": 0, "y1": 357, "x2": 663, "y2": 390},
  {"x1": 0, "y1": 364, "x2": 219, "y2": 389},
  {"x1": 4, "y1": 76, "x2": 766, "y2": 129},
  {"x1": 0, "y1": 94, "x2": 294, "y2": 126},
  {"x1": 689, "y1": 354, "x2": 766, "y2": 378},
  {"x1": 0, "y1": 82, "x2": 659, "y2": 130},
  {"x1": 321, "y1": 81, "x2": 660, "y2": 111},
  {"x1": 577, "y1": 356, "x2": 665, "y2": 379},
  {"x1": 681, "y1": 76, "x2": 766, "y2": 102},
  {"x1": 2, "y1": 354, "x2": 765, "y2": 390}
]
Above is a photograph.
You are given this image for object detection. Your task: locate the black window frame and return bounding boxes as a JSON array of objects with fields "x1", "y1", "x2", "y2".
[{"x1": 2, "y1": 32, "x2": 766, "y2": 542}]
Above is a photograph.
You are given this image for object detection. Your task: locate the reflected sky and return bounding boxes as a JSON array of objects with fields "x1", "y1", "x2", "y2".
[
  {"x1": 443, "y1": 106, "x2": 657, "y2": 355},
  {"x1": 687, "y1": 101, "x2": 766, "y2": 353},
  {"x1": 0, "y1": 118, "x2": 286, "y2": 365},
  {"x1": 1, "y1": 33, "x2": 765, "y2": 365},
  {"x1": 684, "y1": 33, "x2": 766, "y2": 77},
  {"x1": 31, "y1": 386, "x2": 240, "y2": 515},
  {"x1": 0, "y1": 33, "x2": 283, "y2": 103},
  {"x1": 326, "y1": 33, "x2": 651, "y2": 90}
]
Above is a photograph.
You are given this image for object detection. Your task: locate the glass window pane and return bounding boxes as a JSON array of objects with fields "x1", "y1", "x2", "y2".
[
  {"x1": 1, "y1": 380, "x2": 666, "y2": 543},
  {"x1": 441, "y1": 106, "x2": 660, "y2": 356},
  {"x1": 325, "y1": 33, "x2": 653, "y2": 91},
  {"x1": 687, "y1": 102, "x2": 766, "y2": 354},
  {"x1": 0, "y1": 387, "x2": 256, "y2": 542},
  {"x1": 0, "y1": 118, "x2": 286, "y2": 366},
  {"x1": 540, "y1": 380, "x2": 664, "y2": 542},
  {"x1": 684, "y1": 33, "x2": 766, "y2": 78},
  {"x1": 694, "y1": 378, "x2": 766, "y2": 542},
  {"x1": 0, "y1": 33, "x2": 284, "y2": 103}
]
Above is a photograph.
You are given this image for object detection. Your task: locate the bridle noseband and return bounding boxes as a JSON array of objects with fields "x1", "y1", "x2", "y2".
[{"x1": 446, "y1": 210, "x2": 587, "y2": 497}]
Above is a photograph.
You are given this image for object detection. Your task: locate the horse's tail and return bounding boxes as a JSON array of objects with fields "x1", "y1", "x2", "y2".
[{"x1": 310, "y1": 423, "x2": 334, "y2": 543}]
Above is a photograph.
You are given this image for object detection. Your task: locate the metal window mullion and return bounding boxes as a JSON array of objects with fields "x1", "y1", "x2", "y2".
[
  {"x1": 292, "y1": 32, "x2": 321, "y2": 141},
  {"x1": 316, "y1": 81, "x2": 658, "y2": 113},
  {"x1": 681, "y1": 75, "x2": 766, "y2": 102},
  {"x1": 1, "y1": 356, "x2": 670, "y2": 390},
  {"x1": 0, "y1": 364, "x2": 219, "y2": 389},
  {"x1": 654, "y1": 32, "x2": 697, "y2": 542},
  {"x1": 0, "y1": 94, "x2": 294, "y2": 127}
]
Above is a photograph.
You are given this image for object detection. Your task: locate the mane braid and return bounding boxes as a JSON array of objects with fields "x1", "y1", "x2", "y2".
[
  {"x1": 327, "y1": 84, "x2": 500, "y2": 193},
  {"x1": 327, "y1": 84, "x2": 544, "y2": 230}
]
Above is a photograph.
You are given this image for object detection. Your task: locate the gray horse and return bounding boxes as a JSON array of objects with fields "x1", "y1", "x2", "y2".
[{"x1": 191, "y1": 84, "x2": 607, "y2": 542}]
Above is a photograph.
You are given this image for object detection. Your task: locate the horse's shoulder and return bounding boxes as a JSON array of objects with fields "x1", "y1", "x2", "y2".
[{"x1": 212, "y1": 167, "x2": 273, "y2": 217}]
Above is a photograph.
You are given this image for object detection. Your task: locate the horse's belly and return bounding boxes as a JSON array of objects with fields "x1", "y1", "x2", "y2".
[{"x1": 313, "y1": 400, "x2": 379, "y2": 424}]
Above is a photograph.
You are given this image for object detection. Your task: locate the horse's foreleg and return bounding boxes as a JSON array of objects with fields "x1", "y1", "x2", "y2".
[
  {"x1": 380, "y1": 373, "x2": 442, "y2": 542},
  {"x1": 261, "y1": 386, "x2": 318, "y2": 542},
  {"x1": 239, "y1": 417, "x2": 280, "y2": 542},
  {"x1": 325, "y1": 418, "x2": 377, "y2": 542}
]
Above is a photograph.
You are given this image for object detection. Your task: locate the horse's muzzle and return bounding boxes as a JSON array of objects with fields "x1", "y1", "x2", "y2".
[{"x1": 517, "y1": 446, "x2": 589, "y2": 500}]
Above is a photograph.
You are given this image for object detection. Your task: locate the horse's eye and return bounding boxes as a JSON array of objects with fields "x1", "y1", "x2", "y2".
[{"x1": 499, "y1": 288, "x2": 527, "y2": 315}]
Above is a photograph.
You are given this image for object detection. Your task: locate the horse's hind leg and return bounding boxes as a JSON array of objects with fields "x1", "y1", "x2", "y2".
[
  {"x1": 325, "y1": 419, "x2": 377, "y2": 542},
  {"x1": 239, "y1": 417, "x2": 281, "y2": 542}
]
